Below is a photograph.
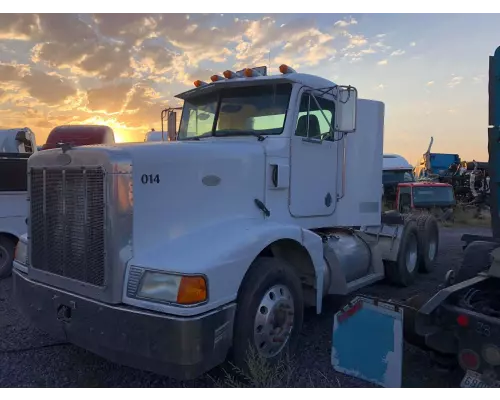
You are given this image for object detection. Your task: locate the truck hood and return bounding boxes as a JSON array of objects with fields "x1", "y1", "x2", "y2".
[{"x1": 124, "y1": 140, "x2": 268, "y2": 257}]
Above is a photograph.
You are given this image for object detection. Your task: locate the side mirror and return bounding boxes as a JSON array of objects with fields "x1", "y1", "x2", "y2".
[
  {"x1": 15, "y1": 130, "x2": 29, "y2": 144},
  {"x1": 167, "y1": 111, "x2": 177, "y2": 141},
  {"x1": 335, "y1": 85, "x2": 358, "y2": 133}
]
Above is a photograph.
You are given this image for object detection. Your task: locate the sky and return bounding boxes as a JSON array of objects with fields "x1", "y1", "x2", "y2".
[{"x1": 0, "y1": 13, "x2": 498, "y2": 164}]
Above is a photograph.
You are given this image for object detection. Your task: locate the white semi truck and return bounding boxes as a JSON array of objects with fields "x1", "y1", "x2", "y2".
[
  {"x1": 0, "y1": 128, "x2": 37, "y2": 278},
  {"x1": 13, "y1": 66, "x2": 425, "y2": 380}
]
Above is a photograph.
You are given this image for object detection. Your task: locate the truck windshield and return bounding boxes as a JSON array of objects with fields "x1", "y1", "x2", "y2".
[
  {"x1": 177, "y1": 83, "x2": 293, "y2": 140},
  {"x1": 383, "y1": 169, "x2": 415, "y2": 184},
  {"x1": 412, "y1": 186, "x2": 455, "y2": 207}
]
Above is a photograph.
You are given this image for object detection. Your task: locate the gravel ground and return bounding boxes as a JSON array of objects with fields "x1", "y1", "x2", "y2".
[{"x1": 0, "y1": 226, "x2": 491, "y2": 388}]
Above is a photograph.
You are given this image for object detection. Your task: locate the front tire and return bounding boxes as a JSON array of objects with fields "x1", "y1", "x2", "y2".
[
  {"x1": 232, "y1": 257, "x2": 304, "y2": 371},
  {"x1": 0, "y1": 236, "x2": 16, "y2": 280}
]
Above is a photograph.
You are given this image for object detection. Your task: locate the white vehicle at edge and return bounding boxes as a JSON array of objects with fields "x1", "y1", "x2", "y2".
[
  {"x1": 13, "y1": 65, "x2": 422, "y2": 380},
  {"x1": 0, "y1": 128, "x2": 37, "y2": 279},
  {"x1": 144, "y1": 129, "x2": 167, "y2": 142}
]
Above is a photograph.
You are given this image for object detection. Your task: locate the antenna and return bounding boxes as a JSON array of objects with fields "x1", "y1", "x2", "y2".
[{"x1": 268, "y1": 50, "x2": 271, "y2": 75}]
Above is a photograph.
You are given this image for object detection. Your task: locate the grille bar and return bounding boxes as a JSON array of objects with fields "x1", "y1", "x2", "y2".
[{"x1": 30, "y1": 167, "x2": 106, "y2": 287}]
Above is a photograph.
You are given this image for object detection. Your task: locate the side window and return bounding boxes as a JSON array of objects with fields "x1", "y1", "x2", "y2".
[
  {"x1": 398, "y1": 186, "x2": 412, "y2": 213},
  {"x1": 295, "y1": 93, "x2": 335, "y2": 141},
  {"x1": 185, "y1": 108, "x2": 216, "y2": 136},
  {"x1": 24, "y1": 141, "x2": 33, "y2": 153}
]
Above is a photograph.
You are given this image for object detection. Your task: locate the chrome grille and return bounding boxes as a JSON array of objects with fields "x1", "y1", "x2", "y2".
[{"x1": 30, "y1": 167, "x2": 106, "y2": 286}]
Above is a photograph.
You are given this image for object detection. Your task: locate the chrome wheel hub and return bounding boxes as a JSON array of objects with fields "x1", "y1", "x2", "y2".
[
  {"x1": 428, "y1": 236, "x2": 437, "y2": 261},
  {"x1": 405, "y1": 236, "x2": 418, "y2": 273},
  {"x1": 253, "y1": 284, "x2": 295, "y2": 358}
]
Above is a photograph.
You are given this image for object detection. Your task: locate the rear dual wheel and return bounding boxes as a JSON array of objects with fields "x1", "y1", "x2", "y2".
[
  {"x1": 414, "y1": 214, "x2": 440, "y2": 273},
  {"x1": 385, "y1": 219, "x2": 420, "y2": 287}
]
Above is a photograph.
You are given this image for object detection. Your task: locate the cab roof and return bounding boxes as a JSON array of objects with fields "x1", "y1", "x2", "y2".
[
  {"x1": 175, "y1": 72, "x2": 338, "y2": 100},
  {"x1": 399, "y1": 182, "x2": 452, "y2": 187},
  {"x1": 383, "y1": 154, "x2": 413, "y2": 170}
]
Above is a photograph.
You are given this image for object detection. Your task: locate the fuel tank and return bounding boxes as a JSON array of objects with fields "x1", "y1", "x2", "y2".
[{"x1": 323, "y1": 230, "x2": 372, "y2": 286}]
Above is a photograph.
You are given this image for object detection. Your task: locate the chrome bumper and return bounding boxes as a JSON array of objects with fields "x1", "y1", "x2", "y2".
[{"x1": 13, "y1": 270, "x2": 236, "y2": 380}]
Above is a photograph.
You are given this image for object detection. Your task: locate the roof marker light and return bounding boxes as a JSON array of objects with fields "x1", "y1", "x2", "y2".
[
  {"x1": 279, "y1": 64, "x2": 297, "y2": 74},
  {"x1": 210, "y1": 75, "x2": 224, "y2": 82},
  {"x1": 194, "y1": 80, "x2": 207, "y2": 88},
  {"x1": 223, "y1": 70, "x2": 237, "y2": 79},
  {"x1": 243, "y1": 68, "x2": 263, "y2": 77}
]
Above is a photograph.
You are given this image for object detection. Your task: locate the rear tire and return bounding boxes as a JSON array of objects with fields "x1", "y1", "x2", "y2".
[
  {"x1": 0, "y1": 235, "x2": 16, "y2": 280},
  {"x1": 415, "y1": 214, "x2": 439, "y2": 273},
  {"x1": 385, "y1": 220, "x2": 420, "y2": 287},
  {"x1": 232, "y1": 257, "x2": 304, "y2": 373}
]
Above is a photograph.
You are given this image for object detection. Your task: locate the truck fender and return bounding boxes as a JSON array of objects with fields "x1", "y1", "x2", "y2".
[
  {"x1": 125, "y1": 218, "x2": 325, "y2": 316},
  {"x1": 0, "y1": 218, "x2": 26, "y2": 242}
]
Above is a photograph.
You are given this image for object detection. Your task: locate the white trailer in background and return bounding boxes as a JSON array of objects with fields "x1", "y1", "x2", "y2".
[
  {"x1": 14, "y1": 66, "x2": 424, "y2": 380},
  {"x1": 0, "y1": 128, "x2": 37, "y2": 278}
]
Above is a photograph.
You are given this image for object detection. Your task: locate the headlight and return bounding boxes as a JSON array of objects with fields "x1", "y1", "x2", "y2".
[
  {"x1": 14, "y1": 239, "x2": 28, "y2": 265},
  {"x1": 137, "y1": 271, "x2": 207, "y2": 305}
]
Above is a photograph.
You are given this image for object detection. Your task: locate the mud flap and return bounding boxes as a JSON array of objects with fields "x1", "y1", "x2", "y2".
[{"x1": 331, "y1": 296, "x2": 404, "y2": 387}]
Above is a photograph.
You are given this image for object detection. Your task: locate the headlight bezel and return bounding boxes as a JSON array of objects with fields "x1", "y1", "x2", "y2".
[
  {"x1": 132, "y1": 268, "x2": 209, "y2": 307},
  {"x1": 14, "y1": 239, "x2": 28, "y2": 266}
]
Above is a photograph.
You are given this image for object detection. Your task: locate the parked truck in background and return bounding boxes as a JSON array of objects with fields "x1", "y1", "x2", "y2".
[
  {"x1": 414, "y1": 137, "x2": 461, "y2": 180},
  {"x1": 41, "y1": 125, "x2": 116, "y2": 150},
  {"x1": 0, "y1": 128, "x2": 37, "y2": 278},
  {"x1": 399, "y1": 45, "x2": 500, "y2": 389},
  {"x1": 14, "y1": 65, "x2": 430, "y2": 380}
]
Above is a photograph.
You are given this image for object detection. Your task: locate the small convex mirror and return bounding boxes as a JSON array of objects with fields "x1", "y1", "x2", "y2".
[{"x1": 335, "y1": 86, "x2": 358, "y2": 133}]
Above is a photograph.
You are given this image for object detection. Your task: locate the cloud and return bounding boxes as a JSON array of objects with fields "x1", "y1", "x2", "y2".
[
  {"x1": 334, "y1": 17, "x2": 358, "y2": 27},
  {"x1": 0, "y1": 13, "x2": 404, "y2": 143},
  {"x1": 0, "y1": 62, "x2": 76, "y2": 105},
  {"x1": 377, "y1": 59, "x2": 388, "y2": 65},
  {"x1": 448, "y1": 75, "x2": 463, "y2": 88},
  {"x1": 21, "y1": 70, "x2": 77, "y2": 105},
  {"x1": 390, "y1": 49, "x2": 405, "y2": 56},
  {"x1": 0, "y1": 14, "x2": 39, "y2": 40},
  {"x1": 86, "y1": 82, "x2": 133, "y2": 114},
  {"x1": 473, "y1": 74, "x2": 486, "y2": 83}
]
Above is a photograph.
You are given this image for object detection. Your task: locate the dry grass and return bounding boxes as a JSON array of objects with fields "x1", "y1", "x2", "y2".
[
  {"x1": 382, "y1": 202, "x2": 491, "y2": 228},
  {"x1": 441, "y1": 205, "x2": 491, "y2": 228},
  {"x1": 209, "y1": 346, "x2": 341, "y2": 388}
]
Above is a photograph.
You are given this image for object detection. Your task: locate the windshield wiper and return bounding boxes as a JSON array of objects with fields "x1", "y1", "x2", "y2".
[
  {"x1": 214, "y1": 129, "x2": 266, "y2": 141},
  {"x1": 180, "y1": 132, "x2": 214, "y2": 141}
]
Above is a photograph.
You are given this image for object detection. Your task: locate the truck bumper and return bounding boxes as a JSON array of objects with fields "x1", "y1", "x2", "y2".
[{"x1": 13, "y1": 270, "x2": 236, "y2": 381}]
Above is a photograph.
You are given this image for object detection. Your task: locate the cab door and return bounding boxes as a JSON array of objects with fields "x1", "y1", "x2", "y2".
[{"x1": 289, "y1": 90, "x2": 338, "y2": 217}]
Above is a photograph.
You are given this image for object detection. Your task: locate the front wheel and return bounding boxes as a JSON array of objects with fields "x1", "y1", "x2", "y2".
[
  {"x1": 0, "y1": 236, "x2": 16, "y2": 280},
  {"x1": 232, "y1": 257, "x2": 304, "y2": 372}
]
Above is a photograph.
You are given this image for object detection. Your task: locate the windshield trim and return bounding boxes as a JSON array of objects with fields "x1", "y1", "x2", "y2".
[{"x1": 177, "y1": 83, "x2": 293, "y2": 141}]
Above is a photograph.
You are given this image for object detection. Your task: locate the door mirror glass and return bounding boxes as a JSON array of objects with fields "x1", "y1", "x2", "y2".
[
  {"x1": 167, "y1": 111, "x2": 177, "y2": 141},
  {"x1": 335, "y1": 85, "x2": 357, "y2": 133}
]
